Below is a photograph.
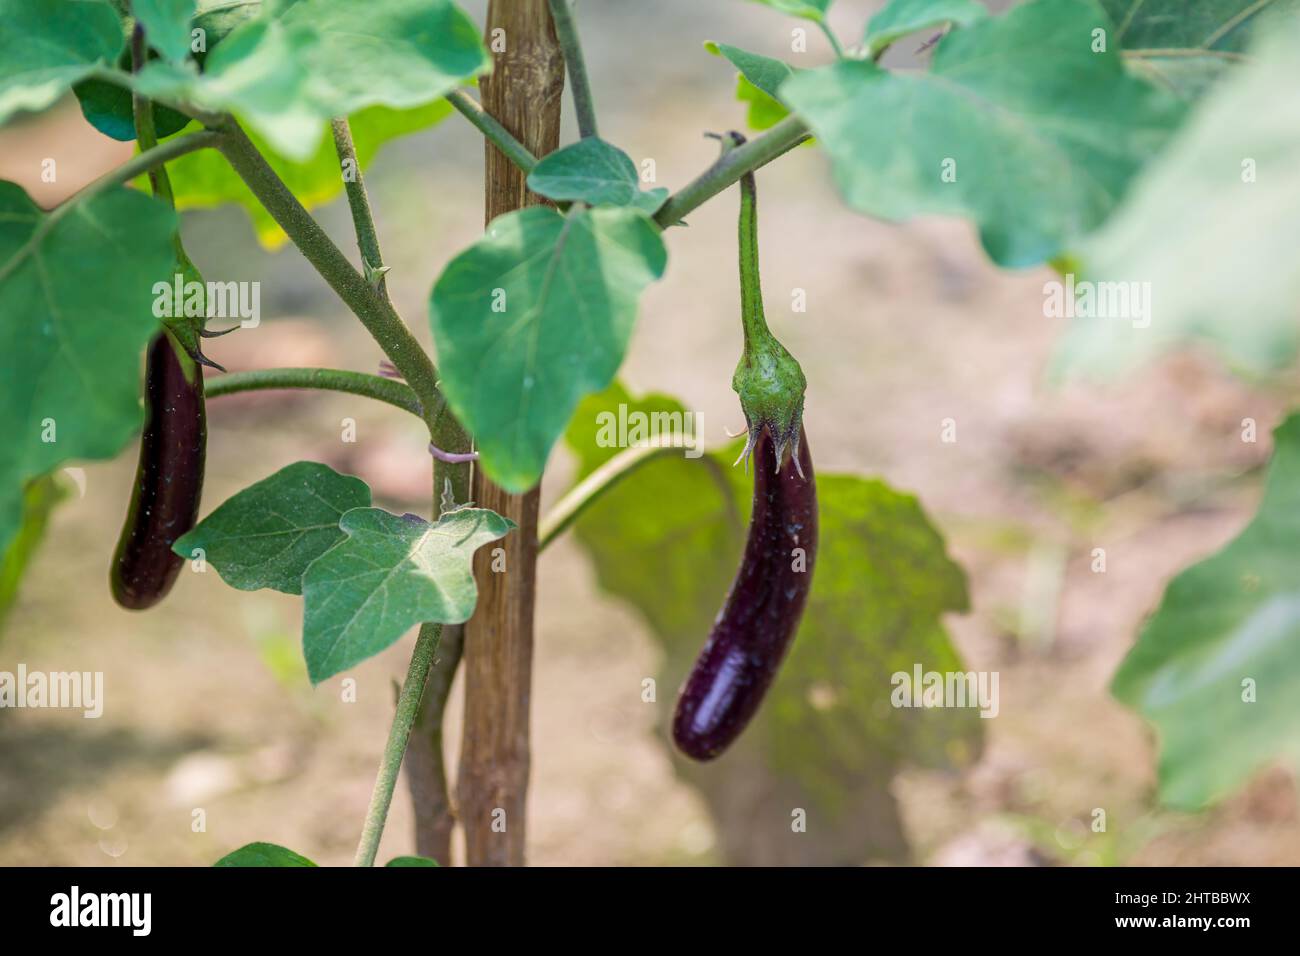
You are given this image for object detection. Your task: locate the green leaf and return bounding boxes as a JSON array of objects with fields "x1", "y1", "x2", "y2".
[
  {"x1": 214, "y1": 842, "x2": 317, "y2": 866},
  {"x1": 0, "y1": 474, "x2": 69, "y2": 631},
  {"x1": 385, "y1": 855, "x2": 439, "y2": 867},
  {"x1": 743, "y1": 0, "x2": 832, "y2": 23},
  {"x1": 782, "y1": 0, "x2": 1185, "y2": 267},
  {"x1": 563, "y1": 384, "x2": 982, "y2": 863},
  {"x1": 73, "y1": 77, "x2": 192, "y2": 142},
  {"x1": 525, "y1": 138, "x2": 668, "y2": 212},
  {"x1": 1112, "y1": 414, "x2": 1300, "y2": 810},
  {"x1": 153, "y1": 100, "x2": 452, "y2": 249},
  {"x1": 136, "y1": 0, "x2": 197, "y2": 62},
  {"x1": 174, "y1": 461, "x2": 371, "y2": 595},
  {"x1": 193, "y1": 0, "x2": 264, "y2": 48},
  {"x1": 0, "y1": 0, "x2": 124, "y2": 124},
  {"x1": 134, "y1": 0, "x2": 490, "y2": 160},
  {"x1": 1053, "y1": 13, "x2": 1300, "y2": 380},
  {"x1": 429, "y1": 206, "x2": 667, "y2": 493},
  {"x1": 0, "y1": 183, "x2": 176, "y2": 556},
  {"x1": 864, "y1": 0, "x2": 988, "y2": 57},
  {"x1": 1104, "y1": 0, "x2": 1295, "y2": 101},
  {"x1": 301, "y1": 507, "x2": 515, "y2": 683},
  {"x1": 705, "y1": 42, "x2": 796, "y2": 131}
]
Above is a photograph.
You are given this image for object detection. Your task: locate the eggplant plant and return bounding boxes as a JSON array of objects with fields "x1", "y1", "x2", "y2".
[{"x1": 0, "y1": 0, "x2": 1295, "y2": 867}]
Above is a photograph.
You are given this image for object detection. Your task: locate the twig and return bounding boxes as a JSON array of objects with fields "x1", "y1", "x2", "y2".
[{"x1": 204, "y1": 367, "x2": 423, "y2": 416}]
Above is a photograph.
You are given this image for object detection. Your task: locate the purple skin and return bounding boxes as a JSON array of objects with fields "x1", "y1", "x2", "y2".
[
  {"x1": 672, "y1": 428, "x2": 817, "y2": 761},
  {"x1": 110, "y1": 333, "x2": 206, "y2": 610}
]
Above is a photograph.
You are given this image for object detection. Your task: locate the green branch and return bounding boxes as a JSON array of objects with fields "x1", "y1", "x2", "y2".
[
  {"x1": 653, "y1": 114, "x2": 810, "y2": 228},
  {"x1": 818, "y1": 20, "x2": 846, "y2": 60},
  {"x1": 446, "y1": 89, "x2": 538, "y2": 173},
  {"x1": 354, "y1": 621, "x2": 442, "y2": 866},
  {"x1": 548, "y1": 0, "x2": 598, "y2": 139},
  {"x1": 331, "y1": 118, "x2": 392, "y2": 299},
  {"x1": 539, "y1": 439, "x2": 689, "y2": 552},
  {"x1": 204, "y1": 367, "x2": 423, "y2": 416},
  {"x1": 214, "y1": 122, "x2": 443, "y2": 429}
]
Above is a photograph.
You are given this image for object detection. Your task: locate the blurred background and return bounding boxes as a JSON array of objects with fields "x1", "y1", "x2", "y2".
[{"x1": 2, "y1": 0, "x2": 1298, "y2": 866}]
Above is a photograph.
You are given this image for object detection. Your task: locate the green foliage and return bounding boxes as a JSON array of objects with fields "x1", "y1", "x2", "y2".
[
  {"x1": 525, "y1": 138, "x2": 667, "y2": 213},
  {"x1": 1112, "y1": 415, "x2": 1300, "y2": 810},
  {"x1": 74, "y1": 78, "x2": 192, "y2": 142},
  {"x1": 134, "y1": 0, "x2": 489, "y2": 160},
  {"x1": 0, "y1": 0, "x2": 123, "y2": 123},
  {"x1": 563, "y1": 384, "x2": 982, "y2": 863},
  {"x1": 385, "y1": 855, "x2": 439, "y2": 867},
  {"x1": 174, "y1": 461, "x2": 370, "y2": 595},
  {"x1": 0, "y1": 184, "x2": 176, "y2": 557},
  {"x1": 0, "y1": 474, "x2": 68, "y2": 629},
  {"x1": 782, "y1": 0, "x2": 1185, "y2": 267},
  {"x1": 214, "y1": 842, "x2": 317, "y2": 866},
  {"x1": 135, "y1": 0, "x2": 198, "y2": 63},
  {"x1": 705, "y1": 42, "x2": 796, "y2": 131},
  {"x1": 301, "y1": 507, "x2": 514, "y2": 683},
  {"x1": 429, "y1": 205, "x2": 667, "y2": 492},
  {"x1": 863, "y1": 0, "x2": 987, "y2": 57},
  {"x1": 1054, "y1": 11, "x2": 1300, "y2": 379},
  {"x1": 744, "y1": 0, "x2": 833, "y2": 22},
  {"x1": 1104, "y1": 0, "x2": 1296, "y2": 100}
]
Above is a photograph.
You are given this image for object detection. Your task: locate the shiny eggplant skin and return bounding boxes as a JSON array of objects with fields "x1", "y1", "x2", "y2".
[
  {"x1": 672, "y1": 429, "x2": 817, "y2": 760},
  {"x1": 110, "y1": 332, "x2": 206, "y2": 610}
]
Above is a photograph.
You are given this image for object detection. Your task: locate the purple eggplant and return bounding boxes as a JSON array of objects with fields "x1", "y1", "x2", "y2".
[
  {"x1": 673, "y1": 428, "x2": 817, "y2": 760},
  {"x1": 110, "y1": 331, "x2": 206, "y2": 610}
]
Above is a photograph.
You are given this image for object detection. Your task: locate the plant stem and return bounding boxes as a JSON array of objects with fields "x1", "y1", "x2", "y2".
[
  {"x1": 538, "y1": 440, "x2": 687, "y2": 552},
  {"x1": 214, "y1": 122, "x2": 443, "y2": 429},
  {"x1": 446, "y1": 90, "x2": 539, "y2": 174},
  {"x1": 547, "y1": 0, "x2": 598, "y2": 138},
  {"x1": 653, "y1": 114, "x2": 810, "y2": 228},
  {"x1": 353, "y1": 621, "x2": 442, "y2": 867},
  {"x1": 818, "y1": 19, "x2": 846, "y2": 59},
  {"x1": 330, "y1": 118, "x2": 392, "y2": 300},
  {"x1": 130, "y1": 25, "x2": 177, "y2": 209},
  {"x1": 204, "y1": 367, "x2": 423, "y2": 416}
]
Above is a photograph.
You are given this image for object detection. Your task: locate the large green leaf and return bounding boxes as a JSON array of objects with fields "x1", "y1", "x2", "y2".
[
  {"x1": 563, "y1": 385, "x2": 982, "y2": 863},
  {"x1": 0, "y1": 183, "x2": 176, "y2": 555},
  {"x1": 0, "y1": 0, "x2": 124, "y2": 124},
  {"x1": 135, "y1": 0, "x2": 198, "y2": 63},
  {"x1": 134, "y1": 0, "x2": 489, "y2": 160},
  {"x1": 1105, "y1": 0, "x2": 1296, "y2": 101},
  {"x1": 301, "y1": 507, "x2": 514, "y2": 683},
  {"x1": 525, "y1": 138, "x2": 667, "y2": 214},
  {"x1": 782, "y1": 0, "x2": 1185, "y2": 267},
  {"x1": 1053, "y1": 13, "x2": 1300, "y2": 380},
  {"x1": 153, "y1": 100, "x2": 452, "y2": 249},
  {"x1": 214, "y1": 842, "x2": 317, "y2": 866},
  {"x1": 1112, "y1": 414, "x2": 1300, "y2": 810},
  {"x1": 429, "y1": 206, "x2": 667, "y2": 493},
  {"x1": 863, "y1": 0, "x2": 988, "y2": 57},
  {"x1": 174, "y1": 461, "x2": 370, "y2": 595}
]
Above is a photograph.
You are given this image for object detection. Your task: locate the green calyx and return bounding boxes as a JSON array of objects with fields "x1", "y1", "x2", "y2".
[{"x1": 723, "y1": 130, "x2": 807, "y2": 475}]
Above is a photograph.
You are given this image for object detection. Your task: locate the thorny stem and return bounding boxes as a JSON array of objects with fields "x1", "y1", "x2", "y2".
[
  {"x1": 548, "y1": 0, "x2": 598, "y2": 139},
  {"x1": 204, "y1": 367, "x2": 423, "y2": 416},
  {"x1": 653, "y1": 114, "x2": 810, "y2": 228},
  {"x1": 331, "y1": 118, "x2": 392, "y2": 300},
  {"x1": 446, "y1": 90, "x2": 539, "y2": 174},
  {"x1": 214, "y1": 121, "x2": 444, "y2": 430},
  {"x1": 353, "y1": 621, "x2": 443, "y2": 867}
]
